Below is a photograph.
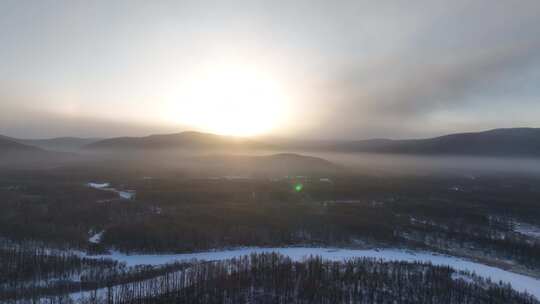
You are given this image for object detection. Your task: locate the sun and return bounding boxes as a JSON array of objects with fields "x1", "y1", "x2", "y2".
[{"x1": 170, "y1": 64, "x2": 290, "y2": 137}]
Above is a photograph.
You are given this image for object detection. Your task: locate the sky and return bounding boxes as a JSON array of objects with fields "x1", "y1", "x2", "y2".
[{"x1": 1, "y1": 0, "x2": 540, "y2": 139}]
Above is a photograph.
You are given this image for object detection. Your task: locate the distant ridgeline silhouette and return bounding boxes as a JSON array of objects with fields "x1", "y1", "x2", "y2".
[
  {"x1": 296, "y1": 128, "x2": 540, "y2": 157},
  {"x1": 0, "y1": 135, "x2": 42, "y2": 153},
  {"x1": 2, "y1": 128, "x2": 540, "y2": 157},
  {"x1": 84, "y1": 131, "x2": 271, "y2": 151}
]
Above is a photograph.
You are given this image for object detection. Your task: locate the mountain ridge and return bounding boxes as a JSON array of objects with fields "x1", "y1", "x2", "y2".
[
  {"x1": 323, "y1": 128, "x2": 540, "y2": 156},
  {"x1": 84, "y1": 131, "x2": 271, "y2": 150},
  {"x1": 0, "y1": 135, "x2": 43, "y2": 152},
  {"x1": 4, "y1": 128, "x2": 539, "y2": 157}
]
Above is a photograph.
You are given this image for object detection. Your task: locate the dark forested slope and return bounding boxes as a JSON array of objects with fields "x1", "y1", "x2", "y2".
[{"x1": 319, "y1": 128, "x2": 540, "y2": 157}]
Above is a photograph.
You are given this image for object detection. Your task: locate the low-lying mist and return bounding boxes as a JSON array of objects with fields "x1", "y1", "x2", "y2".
[
  {"x1": 3, "y1": 145, "x2": 540, "y2": 179},
  {"x1": 312, "y1": 152, "x2": 540, "y2": 176}
]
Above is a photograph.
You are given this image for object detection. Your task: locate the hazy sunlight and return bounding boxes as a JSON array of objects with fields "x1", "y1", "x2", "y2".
[{"x1": 169, "y1": 63, "x2": 290, "y2": 137}]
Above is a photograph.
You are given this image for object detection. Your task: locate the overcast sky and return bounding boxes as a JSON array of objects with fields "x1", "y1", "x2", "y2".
[{"x1": 1, "y1": 0, "x2": 540, "y2": 139}]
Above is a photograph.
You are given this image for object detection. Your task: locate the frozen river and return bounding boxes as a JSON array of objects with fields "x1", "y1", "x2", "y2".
[
  {"x1": 87, "y1": 182, "x2": 135, "y2": 200},
  {"x1": 79, "y1": 247, "x2": 540, "y2": 300}
]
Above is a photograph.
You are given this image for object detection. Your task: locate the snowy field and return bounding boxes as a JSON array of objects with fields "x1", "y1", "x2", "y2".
[{"x1": 81, "y1": 247, "x2": 540, "y2": 300}]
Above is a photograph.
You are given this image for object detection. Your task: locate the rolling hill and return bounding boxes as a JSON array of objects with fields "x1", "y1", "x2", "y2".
[
  {"x1": 0, "y1": 136, "x2": 43, "y2": 153},
  {"x1": 0, "y1": 135, "x2": 83, "y2": 168},
  {"x1": 84, "y1": 131, "x2": 271, "y2": 151},
  {"x1": 17, "y1": 137, "x2": 102, "y2": 152},
  {"x1": 190, "y1": 153, "x2": 339, "y2": 176}
]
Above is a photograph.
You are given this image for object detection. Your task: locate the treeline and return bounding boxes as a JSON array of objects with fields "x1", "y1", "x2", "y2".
[
  {"x1": 395, "y1": 198, "x2": 540, "y2": 269},
  {"x1": 102, "y1": 191, "x2": 540, "y2": 270},
  {"x1": 71, "y1": 253, "x2": 538, "y2": 304},
  {"x1": 0, "y1": 241, "x2": 191, "y2": 302},
  {"x1": 0, "y1": 241, "x2": 119, "y2": 301},
  {"x1": 401, "y1": 219, "x2": 540, "y2": 269}
]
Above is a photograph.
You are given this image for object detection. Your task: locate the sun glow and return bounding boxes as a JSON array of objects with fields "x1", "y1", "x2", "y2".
[{"x1": 169, "y1": 64, "x2": 291, "y2": 137}]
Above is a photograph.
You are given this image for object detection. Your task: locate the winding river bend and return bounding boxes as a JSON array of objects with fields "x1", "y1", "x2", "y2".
[
  {"x1": 74, "y1": 247, "x2": 540, "y2": 301},
  {"x1": 87, "y1": 182, "x2": 136, "y2": 200}
]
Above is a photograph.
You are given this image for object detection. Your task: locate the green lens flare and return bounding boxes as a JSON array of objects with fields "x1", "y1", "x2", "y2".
[{"x1": 295, "y1": 183, "x2": 303, "y2": 192}]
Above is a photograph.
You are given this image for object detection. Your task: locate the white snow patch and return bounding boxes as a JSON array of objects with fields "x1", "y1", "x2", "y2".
[
  {"x1": 88, "y1": 231, "x2": 104, "y2": 244},
  {"x1": 223, "y1": 175, "x2": 251, "y2": 180},
  {"x1": 323, "y1": 200, "x2": 362, "y2": 204},
  {"x1": 515, "y1": 222, "x2": 540, "y2": 239},
  {"x1": 87, "y1": 182, "x2": 136, "y2": 200},
  {"x1": 118, "y1": 190, "x2": 136, "y2": 200},
  {"x1": 150, "y1": 206, "x2": 162, "y2": 215},
  {"x1": 87, "y1": 182, "x2": 110, "y2": 189}
]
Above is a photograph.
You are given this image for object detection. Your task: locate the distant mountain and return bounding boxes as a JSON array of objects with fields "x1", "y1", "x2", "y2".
[
  {"x1": 16, "y1": 137, "x2": 102, "y2": 152},
  {"x1": 317, "y1": 128, "x2": 540, "y2": 157},
  {"x1": 84, "y1": 128, "x2": 540, "y2": 156},
  {"x1": 0, "y1": 136, "x2": 43, "y2": 153},
  {"x1": 85, "y1": 131, "x2": 271, "y2": 151},
  {"x1": 0, "y1": 135, "x2": 84, "y2": 168},
  {"x1": 0, "y1": 136, "x2": 47, "y2": 166}
]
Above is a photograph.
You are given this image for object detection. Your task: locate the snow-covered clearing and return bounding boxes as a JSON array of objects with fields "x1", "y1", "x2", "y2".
[{"x1": 82, "y1": 247, "x2": 540, "y2": 299}]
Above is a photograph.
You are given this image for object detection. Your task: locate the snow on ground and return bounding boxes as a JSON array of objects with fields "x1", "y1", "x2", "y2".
[
  {"x1": 87, "y1": 182, "x2": 136, "y2": 200},
  {"x1": 84, "y1": 247, "x2": 540, "y2": 299},
  {"x1": 323, "y1": 200, "x2": 362, "y2": 204},
  {"x1": 451, "y1": 272, "x2": 476, "y2": 284},
  {"x1": 88, "y1": 231, "x2": 104, "y2": 244},
  {"x1": 87, "y1": 182, "x2": 110, "y2": 189},
  {"x1": 118, "y1": 190, "x2": 135, "y2": 200},
  {"x1": 515, "y1": 222, "x2": 540, "y2": 239}
]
